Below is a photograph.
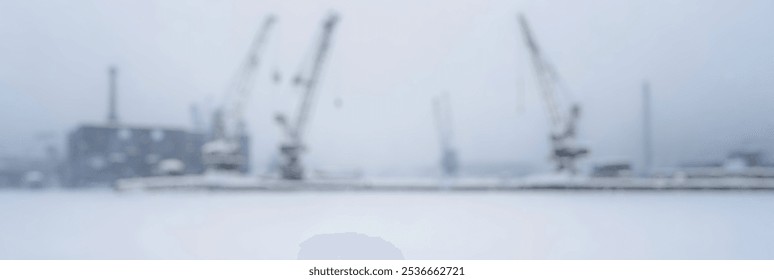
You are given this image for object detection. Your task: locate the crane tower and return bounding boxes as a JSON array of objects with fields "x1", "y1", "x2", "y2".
[
  {"x1": 518, "y1": 14, "x2": 589, "y2": 174},
  {"x1": 433, "y1": 93, "x2": 459, "y2": 177},
  {"x1": 202, "y1": 15, "x2": 276, "y2": 173},
  {"x1": 275, "y1": 13, "x2": 340, "y2": 180}
]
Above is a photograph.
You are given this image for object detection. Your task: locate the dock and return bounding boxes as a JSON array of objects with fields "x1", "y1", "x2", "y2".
[{"x1": 115, "y1": 174, "x2": 774, "y2": 192}]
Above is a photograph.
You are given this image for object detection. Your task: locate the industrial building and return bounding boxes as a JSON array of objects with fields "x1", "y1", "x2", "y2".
[
  {"x1": 65, "y1": 123, "x2": 210, "y2": 187},
  {"x1": 64, "y1": 66, "x2": 250, "y2": 187},
  {"x1": 0, "y1": 156, "x2": 57, "y2": 187}
]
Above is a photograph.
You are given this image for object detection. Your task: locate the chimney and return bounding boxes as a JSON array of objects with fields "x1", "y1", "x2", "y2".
[
  {"x1": 642, "y1": 81, "x2": 652, "y2": 176},
  {"x1": 108, "y1": 66, "x2": 118, "y2": 125}
]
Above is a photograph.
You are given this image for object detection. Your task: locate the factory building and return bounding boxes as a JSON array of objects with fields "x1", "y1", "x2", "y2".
[
  {"x1": 0, "y1": 157, "x2": 56, "y2": 187},
  {"x1": 65, "y1": 124, "x2": 208, "y2": 187},
  {"x1": 64, "y1": 66, "x2": 250, "y2": 187}
]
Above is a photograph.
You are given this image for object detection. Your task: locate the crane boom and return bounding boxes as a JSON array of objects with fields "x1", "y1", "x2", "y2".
[
  {"x1": 518, "y1": 14, "x2": 562, "y2": 129},
  {"x1": 291, "y1": 14, "x2": 339, "y2": 142},
  {"x1": 518, "y1": 14, "x2": 589, "y2": 174},
  {"x1": 223, "y1": 15, "x2": 276, "y2": 139},
  {"x1": 204, "y1": 15, "x2": 276, "y2": 173},
  {"x1": 275, "y1": 13, "x2": 340, "y2": 180}
]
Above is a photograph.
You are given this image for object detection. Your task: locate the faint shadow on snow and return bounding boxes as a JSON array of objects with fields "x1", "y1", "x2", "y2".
[{"x1": 297, "y1": 232, "x2": 404, "y2": 260}]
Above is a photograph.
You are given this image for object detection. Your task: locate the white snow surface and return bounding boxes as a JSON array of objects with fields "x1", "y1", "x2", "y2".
[{"x1": 1, "y1": 189, "x2": 773, "y2": 259}]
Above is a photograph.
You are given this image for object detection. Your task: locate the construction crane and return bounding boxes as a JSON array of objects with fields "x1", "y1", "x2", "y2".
[
  {"x1": 433, "y1": 93, "x2": 459, "y2": 177},
  {"x1": 517, "y1": 14, "x2": 589, "y2": 174},
  {"x1": 203, "y1": 15, "x2": 276, "y2": 172},
  {"x1": 274, "y1": 13, "x2": 340, "y2": 180}
]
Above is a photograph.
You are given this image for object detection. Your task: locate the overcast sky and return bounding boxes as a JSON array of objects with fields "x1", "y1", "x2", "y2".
[{"x1": 1, "y1": 0, "x2": 773, "y2": 174}]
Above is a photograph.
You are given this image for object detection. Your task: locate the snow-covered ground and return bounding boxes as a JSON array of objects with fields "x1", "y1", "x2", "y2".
[{"x1": 1, "y1": 189, "x2": 773, "y2": 259}]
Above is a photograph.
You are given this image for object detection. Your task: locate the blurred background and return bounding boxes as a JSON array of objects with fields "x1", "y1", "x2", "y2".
[
  {"x1": 2, "y1": 0, "x2": 773, "y2": 183},
  {"x1": 1, "y1": 0, "x2": 774, "y2": 259}
]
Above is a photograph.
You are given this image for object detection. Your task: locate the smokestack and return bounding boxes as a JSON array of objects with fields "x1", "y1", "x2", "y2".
[
  {"x1": 642, "y1": 81, "x2": 652, "y2": 176},
  {"x1": 190, "y1": 103, "x2": 203, "y2": 133},
  {"x1": 108, "y1": 66, "x2": 118, "y2": 125}
]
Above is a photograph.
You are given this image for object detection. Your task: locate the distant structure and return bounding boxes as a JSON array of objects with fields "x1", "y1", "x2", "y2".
[
  {"x1": 592, "y1": 162, "x2": 632, "y2": 177},
  {"x1": 275, "y1": 13, "x2": 339, "y2": 180},
  {"x1": 642, "y1": 81, "x2": 652, "y2": 176},
  {"x1": 203, "y1": 15, "x2": 274, "y2": 174},
  {"x1": 108, "y1": 66, "x2": 119, "y2": 125},
  {"x1": 65, "y1": 67, "x2": 209, "y2": 187},
  {"x1": 190, "y1": 103, "x2": 204, "y2": 134},
  {"x1": 0, "y1": 156, "x2": 57, "y2": 187},
  {"x1": 66, "y1": 124, "x2": 206, "y2": 186},
  {"x1": 678, "y1": 150, "x2": 774, "y2": 178},
  {"x1": 433, "y1": 93, "x2": 459, "y2": 177},
  {"x1": 724, "y1": 150, "x2": 764, "y2": 170},
  {"x1": 518, "y1": 14, "x2": 589, "y2": 174}
]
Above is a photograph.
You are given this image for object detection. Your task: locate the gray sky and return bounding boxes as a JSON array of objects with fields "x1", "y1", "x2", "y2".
[{"x1": 1, "y1": 0, "x2": 773, "y2": 174}]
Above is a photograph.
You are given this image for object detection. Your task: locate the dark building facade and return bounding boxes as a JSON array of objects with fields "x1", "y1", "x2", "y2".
[
  {"x1": 66, "y1": 124, "x2": 208, "y2": 187},
  {"x1": 0, "y1": 157, "x2": 55, "y2": 187}
]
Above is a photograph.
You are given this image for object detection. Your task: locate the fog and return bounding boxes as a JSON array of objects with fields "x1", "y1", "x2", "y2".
[{"x1": 2, "y1": 0, "x2": 773, "y2": 175}]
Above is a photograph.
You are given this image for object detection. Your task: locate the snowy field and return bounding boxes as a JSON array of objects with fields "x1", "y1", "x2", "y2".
[{"x1": 1, "y1": 189, "x2": 773, "y2": 259}]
